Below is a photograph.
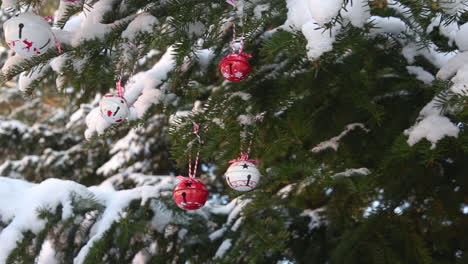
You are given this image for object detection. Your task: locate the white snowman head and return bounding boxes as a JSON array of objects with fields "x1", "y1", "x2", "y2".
[
  {"x1": 225, "y1": 161, "x2": 261, "y2": 192},
  {"x1": 3, "y1": 12, "x2": 55, "y2": 57},
  {"x1": 99, "y1": 95, "x2": 129, "y2": 124}
]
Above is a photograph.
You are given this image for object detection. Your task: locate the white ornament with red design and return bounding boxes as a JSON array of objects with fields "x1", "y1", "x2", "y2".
[
  {"x1": 99, "y1": 95, "x2": 129, "y2": 124},
  {"x1": 3, "y1": 13, "x2": 55, "y2": 57},
  {"x1": 225, "y1": 153, "x2": 261, "y2": 192},
  {"x1": 99, "y1": 81, "x2": 131, "y2": 124}
]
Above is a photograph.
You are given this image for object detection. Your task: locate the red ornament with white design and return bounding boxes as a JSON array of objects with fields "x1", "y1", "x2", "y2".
[
  {"x1": 173, "y1": 176, "x2": 209, "y2": 210},
  {"x1": 99, "y1": 95, "x2": 129, "y2": 124},
  {"x1": 3, "y1": 13, "x2": 55, "y2": 57},
  {"x1": 225, "y1": 156, "x2": 261, "y2": 192},
  {"x1": 219, "y1": 53, "x2": 252, "y2": 82}
]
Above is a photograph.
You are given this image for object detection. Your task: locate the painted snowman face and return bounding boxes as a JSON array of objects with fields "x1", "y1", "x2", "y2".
[
  {"x1": 225, "y1": 161, "x2": 261, "y2": 192},
  {"x1": 99, "y1": 95, "x2": 129, "y2": 124},
  {"x1": 3, "y1": 13, "x2": 54, "y2": 57}
]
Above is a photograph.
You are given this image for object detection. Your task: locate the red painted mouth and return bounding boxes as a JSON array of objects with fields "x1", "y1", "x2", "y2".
[{"x1": 116, "y1": 119, "x2": 123, "y2": 123}]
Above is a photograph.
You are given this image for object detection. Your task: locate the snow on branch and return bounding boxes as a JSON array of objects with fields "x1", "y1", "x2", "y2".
[
  {"x1": 403, "y1": 22, "x2": 468, "y2": 148},
  {"x1": 84, "y1": 47, "x2": 176, "y2": 139},
  {"x1": 283, "y1": 0, "x2": 370, "y2": 60},
  {"x1": 0, "y1": 177, "x2": 95, "y2": 263},
  {"x1": 311, "y1": 123, "x2": 369, "y2": 153},
  {"x1": 300, "y1": 207, "x2": 327, "y2": 231},
  {"x1": 332, "y1": 168, "x2": 370, "y2": 178}
]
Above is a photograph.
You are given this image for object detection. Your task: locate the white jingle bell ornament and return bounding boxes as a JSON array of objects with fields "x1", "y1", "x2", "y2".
[
  {"x1": 3, "y1": 13, "x2": 55, "y2": 57},
  {"x1": 225, "y1": 154, "x2": 261, "y2": 192},
  {"x1": 99, "y1": 95, "x2": 129, "y2": 124}
]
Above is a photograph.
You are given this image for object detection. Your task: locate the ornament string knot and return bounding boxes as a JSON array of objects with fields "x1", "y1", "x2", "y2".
[
  {"x1": 43, "y1": 16, "x2": 54, "y2": 24},
  {"x1": 176, "y1": 175, "x2": 199, "y2": 182},
  {"x1": 229, "y1": 152, "x2": 258, "y2": 164}
]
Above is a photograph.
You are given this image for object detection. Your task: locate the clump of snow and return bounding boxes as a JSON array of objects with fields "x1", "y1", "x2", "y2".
[
  {"x1": 62, "y1": 0, "x2": 135, "y2": 47},
  {"x1": 237, "y1": 114, "x2": 255, "y2": 125},
  {"x1": 0, "y1": 178, "x2": 94, "y2": 263},
  {"x1": 284, "y1": 0, "x2": 344, "y2": 60},
  {"x1": 307, "y1": 0, "x2": 344, "y2": 26},
  {"x1": 405, "y1": 115, "x2": 459, "y2": 148},
  {"x1": 456, "y1": 22, "x2": 468, "y2": 51},
  {"x1": 406, "y1": 66, "x2": 434, "y2": 84},
  {"x1": 369, "y1": 16, "x2": 407, "y2": 36},
  {"x1": 311, "y1": 123, "x2": 369, "y2": 153},
  {"x1": 37, "y1": 240, "x2": 59, "y2": 264},
  {"x1": 214, "y1": 239, "x2": 232, "y2": 259},
  {"x1": 97, "y1": 129, "x2": 143, "y2": 175},
  {"x1": 341, "y1": 0, "x2": 370, "y2": 28},
  {"x1": 404, "y1": 99, "x2": 459, "y2": 148},
  {"x1": 427, "y1": 15, "x2": 459, "y2": 47},
  {"x1": 302, "y1": 22, "x2": 341, "y2": 60},
  {"x1": 121, "y1": 13, "x2": 158, "y2": 40},
  {"x1": 436, "y1": 52, "x2": 468, "y2": 80},
  {"x1": 18, "y1": 65, "x2": 52, "y2": 93},
  {"x1": 277, "y1": 183, "x2": 297, "y2": 199},
  {"x1": 209, "y1": 197, "x2": 251, "y2": 226},
  {"x1": 196, "y1": 48, "x2": 215, "y2": 69},
  {"x1": 209, "y1": 227, "x2": 227, "y2": 241},
  {"x1": 300, "y1": 207, "x2": 327, "y2": 231},
  {"x1": 439, "y1": 0, "x2": 468, "y2": 15},
  {"x1": 253, "y1": 4, "x2": 270, "y2": 19},
  {"x1": 333, "y1": 168, "x2": 370, "y2": 178},
  {"x1": 151, "y1": 201, "x2": 173, "y2": 233},
  {"x1": 229, "y1": 92, "x2": 251, "y2": 101},
  {"x1": 407, "y1": 23, "x2": 468, "y2": 148},
  {"x1": 402, "y1": 43, "x2": 456, "y2": 69},
  {"x1": 1, "y1": 55, "x2": 28, "y2": 75},
  {"x1": 76, "y1": 175, "x2": 176, "y2": 264}
]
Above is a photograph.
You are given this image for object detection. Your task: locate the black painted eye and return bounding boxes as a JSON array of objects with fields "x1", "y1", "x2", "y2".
[{"x1": 120, "y1": 100, "x2": 124, "y2": 103}]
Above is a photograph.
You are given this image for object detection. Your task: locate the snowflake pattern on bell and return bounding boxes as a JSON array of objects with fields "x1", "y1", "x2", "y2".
[
  {"x1": 219, "y1": 53, "x2": 252, "y2": 82},
  {"x1": 234, "y1": 72, "x2": 243, "y2": 78}
]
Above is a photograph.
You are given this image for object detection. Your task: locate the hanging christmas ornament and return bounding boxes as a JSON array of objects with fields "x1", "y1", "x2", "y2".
[
  {"x1": 225, "y1": 152, "x2": 261, "y2": 192},
  {"x1": 3, "y1": 13, "x2": 56, "y2": 57},
  {"x1": 173, "y1": 122, "x2": 209, "y2": 210},
  {"x1": 219, "y1": 0, "x2": 252, "y2": 82},
  {"x1": 173, "y1": 176, "x2": 208, "y2": 210},
  {"x1": 98, "y1": 44, "x2": 143, "y2": 124},
  {"x1": 99, "y1": 94, "x2": 129, "y2": 124},
  {"x1": 219, "y1": 53, "x2": 252, "y2": 82}
]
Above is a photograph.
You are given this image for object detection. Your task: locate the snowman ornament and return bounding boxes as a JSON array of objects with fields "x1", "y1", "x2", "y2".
[
  {"x1": 3, "y1": 12, "x2": 55, "y2": 57},
  {"x1": 225, "y1": 154, "x2": 261, "y2": 192},
  {"x1": 99, "y1": 95, "x2": 129, "y2": 124}
]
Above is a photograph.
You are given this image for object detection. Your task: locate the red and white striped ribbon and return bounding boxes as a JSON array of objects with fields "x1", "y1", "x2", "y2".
[{"x1": 188, "y1": 122, "x2": 202, "y2": 178}]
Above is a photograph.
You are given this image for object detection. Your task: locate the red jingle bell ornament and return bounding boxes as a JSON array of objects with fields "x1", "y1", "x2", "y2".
[
  {"x1": 219, "y1": 53, "x2": 252, "y2": 82},
  {"x1": 173, "y1": 176, "x2": 209, "y2": 210}
]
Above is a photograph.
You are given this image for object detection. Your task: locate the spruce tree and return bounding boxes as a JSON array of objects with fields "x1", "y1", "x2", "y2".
[{"x1": 0, "y1": 0, "x2": 466, "y2": 263}]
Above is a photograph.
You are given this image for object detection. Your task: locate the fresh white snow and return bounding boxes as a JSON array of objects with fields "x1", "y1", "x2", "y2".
[{"x1": 311, "y1": 123, "x2": 369, "y2": 153}]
